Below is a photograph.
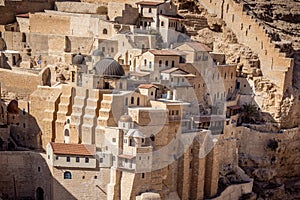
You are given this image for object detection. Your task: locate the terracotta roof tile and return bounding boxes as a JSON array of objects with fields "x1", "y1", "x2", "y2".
[
  {"x1": 138, "y1": 84, "x2": 158, "y2": 89},
  {"x1": 50, "y1": 142, "x2": 96, "y2": 156}
]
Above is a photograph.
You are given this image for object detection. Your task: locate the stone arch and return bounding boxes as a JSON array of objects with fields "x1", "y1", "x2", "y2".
[
  {"x1": 41, "y1": 67, "x2": 51, "y2": 86},
  {"x1": 64, "y1": 129, "x2": 70, "y2": 136},
  {"x1": 64, "y1": 171, "x2": 72, "y2": 179},
  {"x1": 36, "y1": 187, "x2": 44, "y2": 200}
]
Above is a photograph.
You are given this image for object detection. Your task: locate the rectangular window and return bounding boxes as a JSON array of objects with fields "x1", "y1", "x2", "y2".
[
  {"x1": 111, "y1": 47, "x2": 114, "y2": 53},
  {"x1": 100, "y1": 158, "x2": 103, "y2": 163},
  {"x1": 112, "y1": 138, "x2": 116, "y2": 143},
  {"x1": 66, "y1": 157, "x2": 70, "y2": 162},
  {"x1": 102, "y1": 47, "x2": 105, "y2": 52},
  {"x1": 85, "y1": 157, "x2": 89, "y2": 163},
  {"x1": 56, "y1": 156, "x2": 59, "y2": 160},
  {"x1": 141, "y1": 173, "x2": 145, "y2": 179},
  {"x1": 76, "y1": 157, "x2": 80, "y2": 162},
  {"x1": 176, "y1": 110, "x2": 179, "y2": 115}
]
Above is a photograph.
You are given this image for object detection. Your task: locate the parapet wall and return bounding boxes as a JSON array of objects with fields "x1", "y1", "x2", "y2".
[{"x1": 200, "y1": 0, "x2": 294, "y2": 94}]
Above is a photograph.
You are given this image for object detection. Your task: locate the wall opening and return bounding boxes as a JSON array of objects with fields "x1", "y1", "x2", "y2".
[{"x1": 36, "y1": 187, "x2": 44, "y2": 200}]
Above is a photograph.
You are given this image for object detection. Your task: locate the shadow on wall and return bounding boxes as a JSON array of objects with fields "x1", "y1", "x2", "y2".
[
  {"x1": 0, "y1": 99, "x2": 43, "y2": 151},
  {"x1": 0, "y1": 151, "x2": 76, "y2": 200}
]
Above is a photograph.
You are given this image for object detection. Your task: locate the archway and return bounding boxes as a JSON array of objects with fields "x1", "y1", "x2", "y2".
[{"x1": 36, "y1": 187, "x2": 44, "y2": 200}]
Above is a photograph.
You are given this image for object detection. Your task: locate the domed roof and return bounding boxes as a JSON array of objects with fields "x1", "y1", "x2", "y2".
[
  {"x1": 126, "y1": 129, "x2": 144, "y2": 138},
  {"x1": 7, "y1": 100, "x2": 18, "y2": 114},
  {"x1": 94, "y1": 57, "x2": 125, "y2": 77},
  {"x1": 72, "y1": 53, "x2": 84, "y2": 65},
  {"x1": 92, "y1": 49, "x2": 104, "y2": 57},
  {"x1": 119, "y1": 114, "x2": 133, "y2": 123}
]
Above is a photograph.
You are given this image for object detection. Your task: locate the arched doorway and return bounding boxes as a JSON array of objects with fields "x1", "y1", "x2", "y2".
[{"x1": 36, "y1": 187, "x2": 44, "y2": 200}]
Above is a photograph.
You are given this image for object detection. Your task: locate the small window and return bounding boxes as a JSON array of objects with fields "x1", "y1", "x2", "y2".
[
  {"x1": 82, "y1": 176, "x2": 85, "y2": 179},
  {"x1": 38, "y1": 167, "x2": 41, "y2": 172},
  {"x1": 149, "y1": 8, "x2": 152, "y2": 13},
  {"x1": 103, "y1": 29, "x2": 108, "y2": 34},
  {"x1": 85, "y1": 157, "x2": 89, "y2": 163},
  {"x1": 100, "y1": 158, "x2": 103, "y2": 163},
  {"x1": 159, "y1": 60, "x2": 162, "y2": 67},
  {"x1": 131, "y1": 97, "x2": 134, "y2": 104},
  {"x1": 56, "y1": 156, "x2": 59, "y2": 160},
  {"x1": 111, "y1": 47, "x2": 114, "y2": 53},
  {"x1": 137, "y1": 97, "x2": 140, "y2": 106},
  {"x1": 94, "y1": 176, "x2": 97, "y2": 179},
  {"x1": 161, "y1": 21, "x2": 164, "y2": 27},
  {"x1": 171, "y1": 60, "x2": 175, "y2": 67},
  {"x1": 76, "y1": 157, "x2": 80, "y2": 162},
  {"x1": 22, "y1": 108, "x2": 26, "y2": 115},
  {"x1": 165, "y1": 60, "x2": 168, "y2": 67},
  {"x1": 102, "y1": 47, "x2": 105, "y2": 52},
  {"x1": 66, "y1": 157, "x2": 70, "y2": 162},
  {"x1": 175, "y1": 110, "x2": 179, "y2": 115},
  {"x1": 144, "y1": 59, "x2": 147, "y2": 66},
  {"x1": 149, "y1": 61, "x2": 152, "y2": 68},
  {"x1": 112, "y1": 138, "x2": 116, "y2": 143},
  {"x1": 64, "y1": 171, "x2": 72, "y2": 179},
  {"x1": 141, "y1": 173, "x2": 145, "y2": 179}
]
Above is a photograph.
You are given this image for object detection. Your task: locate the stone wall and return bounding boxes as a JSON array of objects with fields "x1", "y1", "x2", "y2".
[
  {"x1": 0, "y1": 151, "x2": 76, "y2": 200},
  {"x1": 209, "y1": 180, "x2": 253, "y2": 200},
  {"x1": 200, "y1": 0, "x2": 293, "y2": 94},
  {"x1": 55, "y1": 1, "x2": 107, "y2": 15},
  {"x1": 0, "y1": 68, "x2": 41, "y2": 98},
  {"x1": 237, "y1": 126, "x2": 300, "y2": 179}
]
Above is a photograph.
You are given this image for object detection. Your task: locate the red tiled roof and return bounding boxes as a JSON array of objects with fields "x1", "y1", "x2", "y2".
[
  {"x1": 148, "y1": 49, "x2": 185, "y2": 56},
  {"x1": 138, "y1": 84, "x2": 158, "y2": 89},
  {"x1": 50, "y1": 142, "x2": 96, "y2": 156},
  {"x1": 183, "y1": 42, "x2": 212, "y2": 52},
  {"x1": 136, "y1": 1, "x2": 164, "y2": 6}
]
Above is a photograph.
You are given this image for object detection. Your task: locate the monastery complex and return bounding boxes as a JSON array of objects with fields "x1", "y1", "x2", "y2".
[{"x1": 0, "y1": 0, "x2": 299, "y2": 199}]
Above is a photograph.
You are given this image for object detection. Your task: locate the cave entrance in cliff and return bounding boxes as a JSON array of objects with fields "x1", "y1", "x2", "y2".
[{"x1": 36, "y1": 187, "x2": 44, "y2": 200}]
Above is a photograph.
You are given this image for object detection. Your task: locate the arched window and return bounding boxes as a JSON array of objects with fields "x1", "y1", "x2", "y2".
[
  {"x1": 64, "y1": 171, "x2": 72, "y2": 179},
  {"x1": 66, "y1": 119, "x2": 70, "y2": 124},
  {"x1": 64, "y1": 129, "x2": 70, "y2": 136},
  {"x1": 137, "y1": 97, "x2": 140, "y2": 106},
  {"x1": 103, "y1": 29, "x2": 108, "y2": 35},
  {"x1": 144, "y1": 59, "x2": 147, "y2": 66},
  {"x1": 161, "y1": 21, "x2": 164, "y2": 27},
  {"x1": 131, "y1": 97, "x2": 134, "y2": 104},
  {"x1": 231, "y1": 72, "x2": 233, "y2": 79}
]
